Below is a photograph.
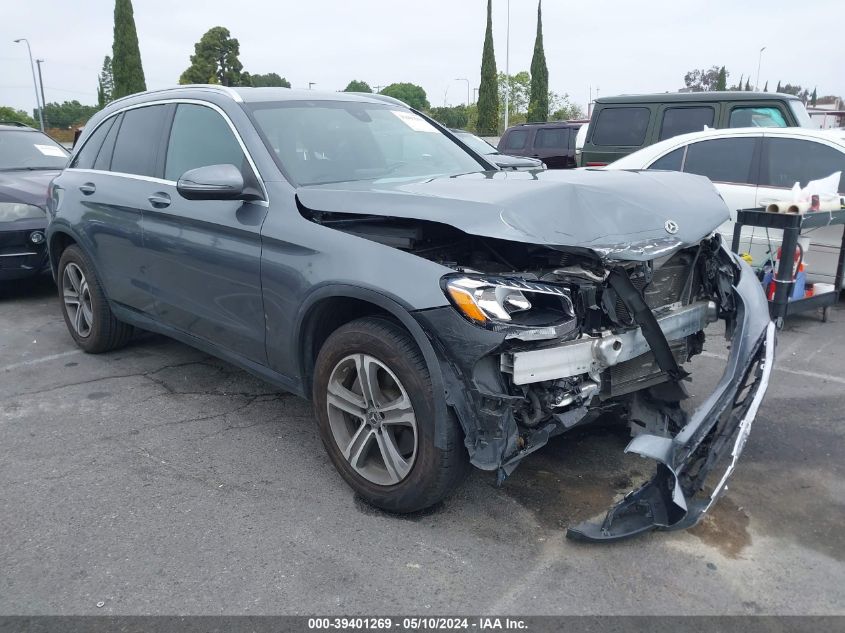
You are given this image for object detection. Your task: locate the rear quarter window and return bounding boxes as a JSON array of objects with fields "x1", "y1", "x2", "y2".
[
  {"x1": 648, "y1": 147, "x2": 684, "y2": 171},
  {"x1": 591, "y1": 107, "x2": 650, "y2": 146},
  {"x1": 71, "y1": 118, "x2": 115, "y2": 169}
]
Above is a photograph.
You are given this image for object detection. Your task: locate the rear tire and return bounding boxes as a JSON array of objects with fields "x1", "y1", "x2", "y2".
[
  {"x1": 57, "y1": 245, "x2": 133, "y2": 353},
  {"x1": 312, "y1": 317, "x2": 468, "y2": 513}
]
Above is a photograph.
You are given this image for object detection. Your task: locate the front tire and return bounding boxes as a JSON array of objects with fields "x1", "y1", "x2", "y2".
[
  {"x1": 57, "y1": 245, "x2": 133, "y2": 353},
  {"x1": 313, "y1": 317, "x2": 467, "y2": 513}
]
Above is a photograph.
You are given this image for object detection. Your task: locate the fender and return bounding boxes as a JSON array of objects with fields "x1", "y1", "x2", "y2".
[
  {"x1": 294, "y1": 283, "x2": 453, "y2": 451},
  {"x1": 46, "y1": 221, "x2": 107, "y2": 288}
]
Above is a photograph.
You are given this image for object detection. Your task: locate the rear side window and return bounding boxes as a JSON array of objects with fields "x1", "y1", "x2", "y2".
[
  {"x1": 729, "y1": 106, "x2": 787, "y2": 128},
  {"x1": 534, "y1": 128, "x2": 569, "y2": 150},
  {"x1": 648, "y1": 147, "x2": 684, "y2": 171},
  {"x1": 110, "y1": 105, "x2": 169, "y2": 177},
  {"x1": 683, "y1": 138, "x2": 756, "y2": 184},
  {"x1": 762, "y1": 138, "x2": 845, "y2": 193},
  {"x1": 591, "y1": 107, "x2": 650, "y2": 146},
  {"x1": 502, "y1": 130, "x2": 529, "y2": 150},
  {"x1": 659, "y1": 107, "x2": 714, "y2": 141},
  {"x1": 165, "y1": 104, "x2": 246, "y2": 181},
  {"x1": 71, "y1": 118, "x2": 115, "y2": 169}
]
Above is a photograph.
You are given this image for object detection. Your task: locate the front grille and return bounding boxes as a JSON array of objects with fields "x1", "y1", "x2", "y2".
[{"x1": 604, "y1": 338, "x2": 689, "y2": 397}]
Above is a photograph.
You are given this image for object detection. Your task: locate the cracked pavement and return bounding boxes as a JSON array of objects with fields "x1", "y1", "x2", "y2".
[{"x1": 1, "y1": 278, "x2": 843, "y2": 615}]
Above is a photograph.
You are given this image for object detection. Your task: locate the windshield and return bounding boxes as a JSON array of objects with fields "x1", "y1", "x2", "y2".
[
  {"x1": 455, "y1": 131, "x2": 498, "y2": 155},
  {"x1": 249, "y1": 101, "x2": 485, "y2": 185},
  {"x1": 788, "y1": 100, "x2": 816, "y2": 129},
  {"x1": 0, "y1": 129, "x2": 69, "y2": 170}
]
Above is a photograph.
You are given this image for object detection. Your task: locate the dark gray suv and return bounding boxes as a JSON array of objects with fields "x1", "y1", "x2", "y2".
[{"x1": 47, "y1": 86, "x2": 775, "y2": 541}]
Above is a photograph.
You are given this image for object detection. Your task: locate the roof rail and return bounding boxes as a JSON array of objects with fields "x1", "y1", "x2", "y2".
[
  {"x1": 0, "y1": 120, "x2": 34, "y2": 128},
  {"x1": 108, "y1": 84, "x2": 243, "y2": 108}
]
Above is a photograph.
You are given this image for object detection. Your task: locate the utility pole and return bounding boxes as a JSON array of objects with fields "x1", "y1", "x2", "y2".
[
  {"x1": 36, "y1": 59, "x2": 46, "y2": 123},
  {"x1": 755, "y1": 46, "x2": 766, "y2": 91},
  {"x1": 308, "y1": 82, "x2": 316, "y2": 90},
  {"x1": 504, "y1": 0, "x2": 511, "y2": 131},
  {"x1": 13, "y1": 38, "x2": 44, "y2": 131},
  {"x1": 374, "y1": 85, "x2": 384, "y2": 93},
  {"x1": 455, "y1": 78, "x2": 470, "y2": 107}
]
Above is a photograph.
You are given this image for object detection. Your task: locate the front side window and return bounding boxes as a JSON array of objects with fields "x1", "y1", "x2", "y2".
[
  {"x1": 591, "y1": 107, "x2": 650, "y2": 146},
  {"x1": 534, "y1": 128, "x2": 569, "y2": 150},
  {"x1": 729, "y1": 106, "x2": 787, "y2": 128},
  {"x1": 503, "y1": 130, "x2": 529, "y2": 150},
  {"x1": 250, "y1": 102, "x2": 483, "y2": 186},
  {"x1": 110, "y1": 105, "x2": 169, "y2": 177},
  {"x1": 659, "y1": 107, "x2": 715, "y2": 141},
  {"x1": 683, "y1": 137, "x2": 756, "y2": 184},
  {"x1": 763, "y1": 138, "x2": 845, "y2": 193},
  {"x1": 0, "y1": 129, "x2": 69, "y2": 171},
  {"x1": 165, "y1": 104, "x2": 246, "y2": 181}
]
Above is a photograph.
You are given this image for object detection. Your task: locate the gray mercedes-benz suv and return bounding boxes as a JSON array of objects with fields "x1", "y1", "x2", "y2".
[{"x1": 47, "y1": 86, "x2": 775, "y2": 541}]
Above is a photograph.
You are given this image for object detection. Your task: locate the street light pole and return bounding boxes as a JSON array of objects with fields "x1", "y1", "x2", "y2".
[
  {"x1": 13, "y1": 38, "x2": 44, "y2": 131},
  {"x1": 308, "y1": 82, "x2": 316, "y2": 90},
  {"x1": 455, "y1": 78, "x2": 470, "y2": 106},
  {"x1": 504, "y1": 0, "x2": 510, "y2": 131},
  {"x1": 755, "y1": 46, "x2": 766, "y2": 91},
  {"x1": 36, "y1": 59, "x2": 47, "y2": 121}
]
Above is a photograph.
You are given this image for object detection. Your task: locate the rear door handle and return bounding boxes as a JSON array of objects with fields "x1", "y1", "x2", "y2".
[
  {"x1": 147, "y1": 192, "x2": 171, "y2": 209},
  {"x1": 79, "y1": 182, "x2": 96, "y2": 195}
]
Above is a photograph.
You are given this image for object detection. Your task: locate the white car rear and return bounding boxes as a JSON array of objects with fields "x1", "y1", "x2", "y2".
[{"x1": 607, "y1": 127, "x2": 845, "y2": 287}]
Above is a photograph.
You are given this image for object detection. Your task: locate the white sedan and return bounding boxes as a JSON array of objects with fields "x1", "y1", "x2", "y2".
[{"x1": 607, "y1": 127, "x2": 845, "y2": 287}]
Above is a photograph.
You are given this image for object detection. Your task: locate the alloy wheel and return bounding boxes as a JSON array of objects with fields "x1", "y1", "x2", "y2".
[
  {"x1": 62, "y1": 262, "x2": 93, "y2": 338},
  {"x1": 326, "y1": 354, "x2": 418, "y2": 486}
]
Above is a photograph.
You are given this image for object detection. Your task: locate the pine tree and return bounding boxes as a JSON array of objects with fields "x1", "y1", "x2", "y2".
[
  {"x1": 179, "y1": 27, "x2": 244, "y2": 86},
  {"x1": 476, "y1": 0, "x2": 499, "y2": 135},
  {"x1": 111, "y1": 0, "x2": 146, "y2": 98},
  {"x1": 715, "y1": 66, "x2": 727, "y2": 91},
  {"x1": 526, "y1": 1, "x2": 548, "y2": 122}
]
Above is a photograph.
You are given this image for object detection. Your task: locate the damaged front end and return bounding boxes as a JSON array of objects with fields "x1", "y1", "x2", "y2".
[
  {"x1": 408, "y1": 228, "x2": 773, "y2": 541},
  {"x1": 299, "y1": 177, "x2": 774, "y2": 541}
]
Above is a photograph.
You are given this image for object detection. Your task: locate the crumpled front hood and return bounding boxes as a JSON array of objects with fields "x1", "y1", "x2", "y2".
[
  {"x1": 0, "y1": 169, "x2": 59, "y2": 208},
  {"x1": 296, "y1": 168, "x2": 731, "y2": 261}
]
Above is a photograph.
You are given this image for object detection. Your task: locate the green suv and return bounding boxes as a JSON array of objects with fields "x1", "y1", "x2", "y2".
[{"x1": 579, "y1": 91, "x2": 814, "y2": 166}]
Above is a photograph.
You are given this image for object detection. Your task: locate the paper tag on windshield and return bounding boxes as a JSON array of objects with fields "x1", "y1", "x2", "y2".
[
  {"x1": 390, "y1": 110, "x2": 437, "y2": 133},
  {"x1": 35, "y1": 144, "x2": 66, "y2": 158}
]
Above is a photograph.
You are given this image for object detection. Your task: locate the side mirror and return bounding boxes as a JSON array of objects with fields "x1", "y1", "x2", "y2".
[{"x1": 177, "y1": 164, "x2": 252, "y2": 201}]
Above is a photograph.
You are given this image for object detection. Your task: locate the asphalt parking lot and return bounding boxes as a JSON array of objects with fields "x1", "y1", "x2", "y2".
[{"x1": 1, "y1": 277, "x2": 843, "y2": 616}]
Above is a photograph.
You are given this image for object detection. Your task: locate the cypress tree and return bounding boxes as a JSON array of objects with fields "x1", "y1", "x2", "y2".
[
  {"x1": 476, "y1": 0, "x2": 499, "y2": 136},
  {"x1": 811, "y1": 87, "x2": 817, "y2": 106},
  {"x1": 763, "y1": 80, "x2": 768, "y2": 92},
  {"x1": 112, "y1": 0, "x2": 146, "y2": 98},
  {"x1": 715, "y1": 66, "x2": 727, "y2": 91},
  {"x1": 776, "y1": 80, "x2": 782, "y2": 93},
  {"x1": 527, "y1": 1, "x2": 548, "y2": 122},
  {"x1": 744, "y1": 77, "x2": 751, "y2": 91}
]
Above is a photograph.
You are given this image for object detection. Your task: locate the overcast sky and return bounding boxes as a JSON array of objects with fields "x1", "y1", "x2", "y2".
[{"x1": 2, "y1": 0, "x2": 842, "y2": 116}]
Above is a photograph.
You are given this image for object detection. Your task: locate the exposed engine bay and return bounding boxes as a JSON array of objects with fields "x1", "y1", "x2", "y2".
[{"x1": 302, "y1": 206, "x2": 774, "y2": 542}]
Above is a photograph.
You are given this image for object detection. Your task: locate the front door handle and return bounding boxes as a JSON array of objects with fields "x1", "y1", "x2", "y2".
[
  {"x1": 79, "y1": 182, "x2": 96, "y2": 195},
  {"x1": 147, "y1": 192, "x2": 171, "y2": 209}
]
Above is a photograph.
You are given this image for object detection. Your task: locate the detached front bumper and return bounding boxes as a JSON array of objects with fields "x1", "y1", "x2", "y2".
[{"x1": 568, "y1": 256, "x2": 775, "y2": 542}]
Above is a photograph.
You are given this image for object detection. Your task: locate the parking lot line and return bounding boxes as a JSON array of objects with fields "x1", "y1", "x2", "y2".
[
  {"x1": 701, "y1": 350, "x2": 845, "y2": 385},
  {"x1": 1, "y1": 349, "x2": 82, "y2": 373}
]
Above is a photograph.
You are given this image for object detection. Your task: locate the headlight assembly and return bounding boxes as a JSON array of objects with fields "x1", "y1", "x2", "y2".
[
  {"x1": 443, "y1": 275, "x2": 578, "y2": 341},
  {"x1": 0, "y1": 202, "x2": 46, "y2": 223}
]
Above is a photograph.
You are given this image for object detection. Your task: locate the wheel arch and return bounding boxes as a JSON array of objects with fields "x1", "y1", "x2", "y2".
[{"x1": 295, "y1": 285, "x2": 452, "y2": 451}]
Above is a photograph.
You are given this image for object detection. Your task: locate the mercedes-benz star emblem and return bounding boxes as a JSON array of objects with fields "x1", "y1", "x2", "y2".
[{"x1": 664, "y1": 220, "x2": 679, "y2": 235}]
